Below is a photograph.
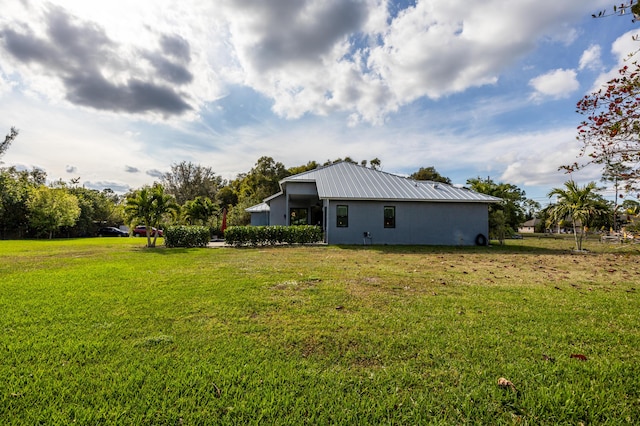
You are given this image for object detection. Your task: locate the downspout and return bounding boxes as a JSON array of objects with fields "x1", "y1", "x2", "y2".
[
  {"x1": 325, "y1": 199, "x2": 329, "y2": 244},
  {"x1": 285, "y1": 190, "x2": 289, "y2": 226}
]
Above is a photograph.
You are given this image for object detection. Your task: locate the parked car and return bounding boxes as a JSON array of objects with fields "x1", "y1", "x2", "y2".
[
  {"x1": 97, "y1": 227, "x2": 129, "y2": 237},
  {"x1": 132, "y1": 225, "x2": 163, "y2": 237}
]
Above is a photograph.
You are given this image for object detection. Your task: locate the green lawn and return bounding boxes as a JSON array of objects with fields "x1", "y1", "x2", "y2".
[{"x1": 1, "y1": 237, "x2": 639, "y2": 424}]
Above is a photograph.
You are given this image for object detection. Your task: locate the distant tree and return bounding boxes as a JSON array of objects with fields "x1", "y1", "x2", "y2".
[
  {"x1": 601, "y1": 162, "x2": 633, "y2": 230},
  {"x1": 323, "y1": 157, "x2": 381, "y2": 169},
  {"x1": 572, "y1": 63, "x2": 640, "y2": 191},
  {"x1": 226, "y1": 197, "x2": 254, "y2": 226},
  {"x1": 622, "y1": 199, "x2": 640, "y2": 215},
  {"x1": 288, "y1": 161, "x2": 320, "y2": 175},
  {"x1": 226, "y1": 157, "x2": 289, "y2": 226},
  {"x1": 0, "y1": 167, "x2": 44, "y2": 239},
  {"x1": 125, "y1": 184, "x2": 179, "y2": 247},
  {"x1": 183, "y1": 196, "x2": 218, "y2": 226},
  {"x1": 66, "y1": 186, "x2": 124, "y2": 237},
  {"x1": 522, "y1": 199, "x2": 542, "y2": 220},
  {"x1": 323, "y1": 157, "x2": 357, "y2": 166},
  {"x1": 410, "y1": 166, "x2": 452, "y2": 184},
  {"x1": 215, "y1": 186, "x2": 238, "y2": 210},
  {"x1": 161, "y1": 161, "x2": 224, "y2": 206},
  {"x1": 27, "y1": 186, "x2": 81, "y2": 239},
  {"x1": 547, "y1": 181, "x2": 610, "y2": 251},
  {"x1": 535, "y1": 206, "x2": 553, "y2": 233},
  {"x1": 0, "y1": 127, "x2": 19, "y2": 160},
  {"x1": 235, "y1": 156, "x2": 289, "y2": 204},
  {"x1": 622, "y1": 199, "x2": 640, "y2": 233},
  {"x1": 466, "y1": 177, "x2": 528, "y2": 242}
]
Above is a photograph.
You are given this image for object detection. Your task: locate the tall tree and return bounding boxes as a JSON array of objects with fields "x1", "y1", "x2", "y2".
[
  {"x1": 67, "y1": 186, "x2": 124, "y2": 237},
  {"x1": 466, "y1": 177, "x2": 529, "y2": 243},
  {"x1": 236, "y1": 156, "x2": 289, "y2": 203},
  {"x1": 288, "y1": 161, "x2": 320, "y2": 175},
  {"x1": 125, "y1": 184, "x2": 179, "y2": 247},
  {"x1": 27, "y1": 186, "x2": 81, "y2": 239},
  {"x1": 410, "y1": 166, "x2": 452, "y2": 184},
  {"x1": 572, "y1": 63, "x2": 640, "y2": 191},
  {"x1": 227, "y1": 157, "x2": 289, "y2": 226},
  {"x1": 161, "y1": 161, "x2": 224, "y2": 206},
  {"x1": 0, "y1": 166, "x2": 43, "y2": 239},
  {"x1": 0, "y1": 127, "x2": 19, "y2": 159},
  {"x1": 547, "y1": 181, "x2": 610, "y2": 251},
  {"x1": 369, "y1": 158, "x2": 381, "y2": 170}
]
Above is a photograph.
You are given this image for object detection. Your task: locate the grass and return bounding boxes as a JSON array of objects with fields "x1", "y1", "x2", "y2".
[{"x1": 1, "y1": 236, "x2": 639, "y2": 424}]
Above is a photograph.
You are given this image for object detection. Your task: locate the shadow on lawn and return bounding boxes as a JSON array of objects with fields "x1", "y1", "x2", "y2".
[
  {"x1": 133, "y1": 239, "x2": 640, "y2": 257},
  {"x1": 131, "y1": 246, "x2": 201, "y2": 255},
  {"x1": 336, "y1": 241, "x2": 640, "y2": 256},
  {"x1": 335, "y1": 244, "x2": 571, "y2": 256}
]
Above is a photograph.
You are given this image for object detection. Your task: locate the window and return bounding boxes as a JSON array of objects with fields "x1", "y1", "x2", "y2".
[
  {"x1": 290, "y1": 208, "x2": 308, "y2": 226},
  {"x1": 336, "y1": 205, "x2": 348, "y2": 227},
  {"x1": 384, "y1": 206, "x2": 395, "y2": 228}
]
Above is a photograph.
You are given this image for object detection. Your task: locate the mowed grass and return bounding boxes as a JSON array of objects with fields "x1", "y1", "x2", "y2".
[{"x1": 1, "y1": 237, "x2": 639, "y2": 424}]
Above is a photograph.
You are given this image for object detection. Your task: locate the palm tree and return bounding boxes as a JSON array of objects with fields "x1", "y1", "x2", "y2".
[
  {"x1": 182, "y1": 196, "x2": 218, "y2": 226},
  {"x1": 547, "y1": 181, "x2": 609, "y2": 251},
  {"x1": 125, "y1": 184, "x2": 179, "y2": 247}
]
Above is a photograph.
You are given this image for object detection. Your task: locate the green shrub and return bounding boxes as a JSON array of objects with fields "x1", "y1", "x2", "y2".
[
  {"x1": 224, "y1": 225, "x2": 323, "y2": 246},
  {"x1": 165, "y1": 225, "x2": 210, "y2": 248}
]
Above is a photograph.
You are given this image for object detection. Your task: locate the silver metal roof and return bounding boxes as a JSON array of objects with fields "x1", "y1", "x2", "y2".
[
  {"x1": 281, "y1": 162, "x2": 501, "y2": 203},
  {"x1": 245, "y1": 202, "x2": 270, "y2": 212}
]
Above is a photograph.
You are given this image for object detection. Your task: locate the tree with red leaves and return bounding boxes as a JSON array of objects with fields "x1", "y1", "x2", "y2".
[{"x1": 572, "y1": 63, "x2": 640, "y2": 192}]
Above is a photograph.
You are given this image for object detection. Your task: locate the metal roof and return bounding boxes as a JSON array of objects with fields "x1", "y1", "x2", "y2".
[
  {"x1": 245, "y1": 202, "x2": 270, "y2": 212},
  {"x1": 281, "y1": 162, "x2": 501, "y2": 203}
]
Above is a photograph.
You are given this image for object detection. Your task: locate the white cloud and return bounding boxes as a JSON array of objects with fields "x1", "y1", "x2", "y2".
[
  {"x1": 0, "y1": 72, "x2": 13, "y2": 96},
  {"x1": 0, "y1": 0, "x2": 621, "y2": 203},
  {"x1": 588, "y1": 29, "x2": 640, "y2": 93},
  {"x1": 578, "y1": 44, "x2": 602, "y2": 71},
  {"x1": 0, "y1": 0, "x2": 611, "y2": 125},
  {"x1": 0, "y1": 1, "x2": 226, "y2": 120},
  {"x1": 529, "y1": 69, "x2": 579, "y2": 100},
  {"x1": 215, "y1": 0, "x2": 601, "y2": 123}
]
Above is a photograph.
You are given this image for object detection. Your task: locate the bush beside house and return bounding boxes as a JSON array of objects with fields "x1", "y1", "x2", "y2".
[
  {"x1": 165, "y1": 225, "x2": 211, "y2": 248},
  {"x1": 225, "y1": 225, "x2": 323, "y2": 246}
]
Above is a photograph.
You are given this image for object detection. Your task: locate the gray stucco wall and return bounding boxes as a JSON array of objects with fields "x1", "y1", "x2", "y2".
[
  {"x1": 325, "y1": 200, "x2": 489, "y2": 245},
  {"x1": 268, "y1": 195, "x2": 287, "y2": 226},
  {"x1": 250, "y1": 212, "x2": 269, "y2": 226}
]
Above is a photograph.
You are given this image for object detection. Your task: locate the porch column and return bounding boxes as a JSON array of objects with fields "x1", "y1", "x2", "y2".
[
  {"x1": 285, "y1": 192, "x2": 289, "y2": 226},
  {"x1": 324, "y1": 199, "x2": 329, "y2": 243}
]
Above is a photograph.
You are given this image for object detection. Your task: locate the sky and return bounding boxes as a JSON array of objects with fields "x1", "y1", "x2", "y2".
[{"x1": 1, "y1": 0, "x2": 639, "y2": 205}]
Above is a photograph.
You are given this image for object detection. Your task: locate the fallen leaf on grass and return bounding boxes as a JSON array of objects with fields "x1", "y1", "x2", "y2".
[
  {"x1": 542, "y1": 354, "x2": 555, "y2": 362},
  {"x1": 570, "y1": 354, "x2": 588, "y2": 361},
  {"x1": 497, "y1": 377, "x2": 517, "y2": 392},
  {"x1": 212, "y1": 383, "x2": 222, "y2": 398}
]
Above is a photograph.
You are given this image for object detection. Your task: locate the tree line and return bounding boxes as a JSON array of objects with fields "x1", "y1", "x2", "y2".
[
  {"x1": 0, "y1": 143, "x2": 536, "y2": 241},
  {"x1": 3, "y1": 127, "x2": 639, "y2": 247}
]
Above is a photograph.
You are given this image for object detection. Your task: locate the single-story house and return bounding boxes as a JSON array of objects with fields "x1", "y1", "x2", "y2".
[
  {"x1": 246, "y1": 161, "x2": 501, "y2": 245},
  {"x1": 518, "y1": 218, "x2": 541, "y2": 233}
]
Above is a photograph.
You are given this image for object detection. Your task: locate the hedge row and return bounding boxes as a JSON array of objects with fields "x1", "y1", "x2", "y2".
[
  {"x1": 165, "y1": 225, "x2": 211, "y2": 248},
  {"x1": 224, "y1": 225, "x2": 323, "y2": 246}
]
